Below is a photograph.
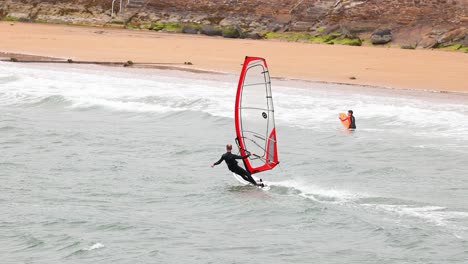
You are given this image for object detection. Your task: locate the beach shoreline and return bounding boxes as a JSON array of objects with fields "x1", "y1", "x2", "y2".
[{"x1": 1, "y1": 22, "x2": 467, "y2": 93}]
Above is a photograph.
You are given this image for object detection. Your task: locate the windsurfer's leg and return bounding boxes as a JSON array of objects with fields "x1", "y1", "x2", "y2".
[
  {"x1": 235, "y1": 166, "x2": 261, "y2": 186},
  {"x1": 242, "y1": 169, "x2": 257, "y2": 185},
  {"x1": 233, "y1": 166, "x2": 257, "y2": 185},
  {"x1": 246, "y1": 172, "x2": 264, "y2": 187}
]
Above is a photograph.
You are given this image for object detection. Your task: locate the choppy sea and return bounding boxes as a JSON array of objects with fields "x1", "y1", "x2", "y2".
[{"x1": 1, "y1": 62, "x2": 467, "y2": 264}]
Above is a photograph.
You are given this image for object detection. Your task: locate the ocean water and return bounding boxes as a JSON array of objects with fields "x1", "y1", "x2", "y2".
[{"x1": 1, "y1": 62, "x2": 468, "y2": 264}]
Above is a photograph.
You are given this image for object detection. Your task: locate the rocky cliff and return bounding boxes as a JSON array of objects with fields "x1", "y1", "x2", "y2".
[{"x1": 1, "y1": 0, "x2": 467, "y2": 49}]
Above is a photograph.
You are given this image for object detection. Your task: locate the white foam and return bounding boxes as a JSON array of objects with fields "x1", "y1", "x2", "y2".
[
  {"x1": 83, "y1": 242, "x2": 104, "y2": 251},
  {"x1": 269, "y1": 180, "x2": 468, "y2": 230},
  {"x1": 362, "y1": 203, "x2": 468, "y2": 227},
  {"x1": 0, "y1": 63, "x2": 235, "y2": 117},
  {"x1": 1, "y1": 62, "x2": 467, "y2": 140},
  {"x1": 269, "y1": 180, "x2": 368, "y2": 203}
]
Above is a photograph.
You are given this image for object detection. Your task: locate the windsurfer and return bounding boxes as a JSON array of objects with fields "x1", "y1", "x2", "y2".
[{"x1": 211, "y1": 144, "x2": 264, "y2": 187}]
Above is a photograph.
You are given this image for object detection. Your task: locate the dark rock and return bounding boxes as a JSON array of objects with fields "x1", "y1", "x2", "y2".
[
  {"x1": 245, "y1": 31, "x2": 262, "y2": 39},
  {"x1": 200, "y1": 25, "x2": 222, "y2": 36},
  {"x1": 462, "y1": 35, "x2": 468, "y2": 46},
  {"x1": 373, "y1": 29, "x2": 392, "y2": 37},
  {"x1": 371, "y1": 29, "x2": 392, "y2": 44},
  {"x1": 182, "y1": 25, "x2": 198, "y2": 34},
  {"x1": 371, "y1": 35, "x2": 392, "y2": 45},
  {"x1": 400, "y1": 44, "x2": 416, "y2": 49}
]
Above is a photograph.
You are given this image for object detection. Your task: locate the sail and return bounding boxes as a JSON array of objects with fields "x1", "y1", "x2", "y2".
[{"x1": 235, "y1": 56, "x2": 279, "y2": 174}]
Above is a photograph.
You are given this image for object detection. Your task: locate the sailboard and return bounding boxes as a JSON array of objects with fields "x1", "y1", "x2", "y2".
[
  {"x1": 233, "y1": 56, "x2": 279, "y2": 188},
  {"x1": 231, "y1": 173, "x2": 270, "y2": 190},
  {"x1": 339, "y1": 113, "x2": 350, "y2": 129}
]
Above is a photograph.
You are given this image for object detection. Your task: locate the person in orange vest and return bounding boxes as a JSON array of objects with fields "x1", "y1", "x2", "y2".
[{"x1": 339, "y1": 110, "x2": 356, "y2": 129}]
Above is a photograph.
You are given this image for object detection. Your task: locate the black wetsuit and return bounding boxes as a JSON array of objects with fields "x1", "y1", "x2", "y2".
[
  {"x1": 349, "y1": 116, "x2": 356, "y2": 129},
  {"x1": 213, "y1": 152, "x2": 258, "y2": 185}
]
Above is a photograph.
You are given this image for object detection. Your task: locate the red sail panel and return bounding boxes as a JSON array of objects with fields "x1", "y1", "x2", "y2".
[{"x1": 235, "y1": 56, "x2": 279, "y2": 174}]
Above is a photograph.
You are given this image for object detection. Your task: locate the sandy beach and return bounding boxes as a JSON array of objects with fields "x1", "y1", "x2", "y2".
[{"x1": 1, "y1": 22, "x2": 467, "y2": 93}]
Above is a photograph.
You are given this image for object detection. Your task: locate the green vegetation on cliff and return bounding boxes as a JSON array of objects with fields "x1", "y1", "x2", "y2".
[
  {"x1": 222, "y1": 26, "x2": 240, "y2": 38},
  {"x1": 264, "y1": 32, "x2": 362, "y2": 46},
  {"x1": 147, "y1": 22, "x2": 182, "y2": 32},
  {"x1": 436, "y1": 44, "x2": 468, "y2": 53},
  {"x1": 3, "y1": 16, "x2": 20, "y2": 22}
]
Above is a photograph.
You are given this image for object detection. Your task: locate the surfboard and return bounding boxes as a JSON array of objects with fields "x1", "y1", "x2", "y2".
[
  {"x1": 232, "y1": 173, "x2": 270, "y2": 190},
  {"x1": 339, "y1": 113, "x2": 350, "y2": 129},
  {"x1": 232, "y1": 56, "x2": 279, "y2": 189}
]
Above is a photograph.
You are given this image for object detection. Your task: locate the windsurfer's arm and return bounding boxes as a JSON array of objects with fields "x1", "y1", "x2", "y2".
[
  {"x1": 211, "y1": 155, "x2": 224, "y2": 167},
  {"x1": 234, "y1": 153, "x2": 251, "y2": 159}
]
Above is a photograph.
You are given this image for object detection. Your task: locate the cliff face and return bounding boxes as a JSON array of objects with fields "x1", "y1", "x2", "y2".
[{"x1": 1, "y1": 0, "x2": 467, "y2": 48}]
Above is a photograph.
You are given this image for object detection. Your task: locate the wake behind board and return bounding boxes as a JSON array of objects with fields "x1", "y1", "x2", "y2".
[
  {"x1": 339, "y1": 113, "x2": 350, "y2": 129},
  {"x1": 232, "y1": 173, "x2": 270, "y2": 190}
]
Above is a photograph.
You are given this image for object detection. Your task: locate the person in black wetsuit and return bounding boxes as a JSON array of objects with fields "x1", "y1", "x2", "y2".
[
  {"x1": 211, "y1": 144, "x2": 264, "y2": 187},
  {"x1": 340, "y1": 110, "x2": 356, "y2": 129}
]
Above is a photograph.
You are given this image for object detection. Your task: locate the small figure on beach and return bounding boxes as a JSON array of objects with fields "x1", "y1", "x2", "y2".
[
  {"x1": 339, "y1": 110, "x2": 356, "y2": 129},
  {"x1": 211, "y1": 144, "x2": 264, "y2": 187}
]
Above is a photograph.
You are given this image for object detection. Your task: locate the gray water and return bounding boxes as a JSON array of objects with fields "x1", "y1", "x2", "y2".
[{"x1": 1, "y1": 62, "x2": 468, "y2": 264}]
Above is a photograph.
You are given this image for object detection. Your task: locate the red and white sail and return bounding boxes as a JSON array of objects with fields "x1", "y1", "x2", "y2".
[{"x1": 235, "y1": 56, "x2": 279, "y2": 174}]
